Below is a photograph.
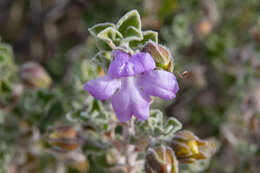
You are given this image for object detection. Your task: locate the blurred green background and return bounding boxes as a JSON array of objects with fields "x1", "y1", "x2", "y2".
[{"x1": 0, "y1": 0, "x2": 260, "y2": 173}]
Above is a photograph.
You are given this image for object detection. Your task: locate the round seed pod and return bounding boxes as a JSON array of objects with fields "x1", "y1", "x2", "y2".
[
  {"x1": 145, "y1": 145, "x2": 179, "y2": 173},
  {"x1": 142, "y1": 42, "x2": 174, "y2": 72},
  {"x1": 46, "y1": 126, "x2": 82, "y2": 153},
  {"x1": 169, "y1": 130, "x2": 216, "y2": 163},
  {"x1": 19, "y1": 62, "x2": 52, "y2": 89}
]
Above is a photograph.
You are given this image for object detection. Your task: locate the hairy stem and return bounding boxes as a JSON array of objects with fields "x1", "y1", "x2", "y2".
[{"x1": 123, "y1": 118, "x2": 136, "y2": 173}]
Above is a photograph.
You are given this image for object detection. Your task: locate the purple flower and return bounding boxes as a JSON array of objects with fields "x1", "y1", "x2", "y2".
[{"x1": 84, "y1": 50, "x2": 179, "y2": 122}]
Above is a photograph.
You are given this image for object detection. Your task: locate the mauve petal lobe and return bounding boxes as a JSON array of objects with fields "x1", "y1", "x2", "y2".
[
  {"x1": 84, "y1": 76, "x2": 120, "y2": 100},
  {"x1": 133, "y1": 101, "x2": 150, "y2": 121},
  {"x1": 130, "y1": 52, "x2": 156, "y2": 74},
  {"x1": 111, "y1": 77, "x2": 151, "y2": 122},
  {"x1": 111, "y1": 89, "x2": 132, "y2": 122},
  {"x1": 138, "y1": 70, "x2": 179, "y2": 100},
  {"x1": 108, "y1": 50, "x2": 131, "y2": 78},
  {"x1": 108, "y1": 51, "x2": 156, "y2": 78}
]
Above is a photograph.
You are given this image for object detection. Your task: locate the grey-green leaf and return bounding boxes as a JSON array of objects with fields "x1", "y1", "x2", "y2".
[
  {"x1": 121, "y1": 26, "x2": 143, "y2": 43},
  {"x1": 164, "y1": 117, "x2": 182, "y2": 136},
  {"x1": 129, "y1": 30, "x2": 158, "y2": 49},
  {"x1": 117, "y1": 10, "x2": 141, "y2": 36},
  {"x1": 88, "y1": 23, "x2": 116, "y2": 37},
  {"x1": 96, "y1": 27, "x2": 122, "y2": 51}
]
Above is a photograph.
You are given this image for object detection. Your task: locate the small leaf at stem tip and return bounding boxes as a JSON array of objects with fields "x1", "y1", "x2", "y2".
[
  {"x1": 117, "y1": 10, "x2": 141, "y2": 36},
  {"x1": 121, "y1": 26, "x2": 143, "y2": 43},
  {"x1": 129, "y1": 30, "x2": 158, "y2": 49},
  {"x1": 96, "y1": 27, "x2": 123, "y2": 51},
  {"x1": 88, "y1": 23, "x2": 116, "y2": 37},
  {"x1": 164, "y1": 118, "x2": 182, "y2": 135}
]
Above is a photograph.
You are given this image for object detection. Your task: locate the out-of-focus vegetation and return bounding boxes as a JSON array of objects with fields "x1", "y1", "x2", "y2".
[{"x1": 0, "y1": 0, "x2": 260, "y2": 173}]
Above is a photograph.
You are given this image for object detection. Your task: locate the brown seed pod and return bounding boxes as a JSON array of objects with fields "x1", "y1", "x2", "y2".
[
  {"x1": 142, "y1": 42, "x2": 174, "y2": 72},
  {"x1": 46, "y1": 126, "x2": 82, "y2": 153},
  {"x1": 169, "y1": 130, "x2": 216, "y2": 164},
  {"x1": 19, "y1": 62, "x2": 52, "y2": 89},
  {"x1": 145, "y1": 145, "x2": 179, "y2": 173}
]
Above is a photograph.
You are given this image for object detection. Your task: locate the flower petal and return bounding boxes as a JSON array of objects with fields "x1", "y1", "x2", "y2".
[
  {"x1": 84, "y1": 76, "x2": 120, "y2": 100},
  {"x1": 129, "y1": 52, "x2": 155, "y2": 74},
  {"x1": 111, "y1": 87, "x2": 132, "y2": 122},
  {"x1": 108, "y1": 51, "x2": 155, "y2": 78},
  {"x1": 133, "y1": 100, "x2": 150, "y2": 121},
  {"x1": 112, "y1": 77, "x2": 151, "y2": 122},
  {"x1": 138, "y1": 70, "x2": 179, "y2": 100},
  {"x1": 108, "y1": 50, "x2": 131, "y2": 78}
]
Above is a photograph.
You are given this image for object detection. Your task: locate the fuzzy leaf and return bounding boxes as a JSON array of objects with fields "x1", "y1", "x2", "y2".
[
  {"x1": 146, "y1": 110, "x2": 164, "y2": 132},
  {"x1": 164, "y1": 117, "x2": 182, "y2": 136},
  {"x1": 66, "y1": 99, "x2": 109, "y2": 131},
  {"x1": 142, "y1": 30, "x2": 158, "y2": 43},
  {"x1": 88, "y1": 23, "x2": 116, "y2": 37},
  {"x1": 0, "y1": 42, "x2": 17, "y2": 98},
  {"x1": 121, "y1": 26, "x2": 143, "y2": 43},
  {"x1": 129, "y1": 30, "x2": 158, "y2": 48},
  {"x1": 117, "y1": 10, "x2": 141, "y2": 37},
  {"x1": 96, "y1": 27, "x2": 122, "y2": 51}
]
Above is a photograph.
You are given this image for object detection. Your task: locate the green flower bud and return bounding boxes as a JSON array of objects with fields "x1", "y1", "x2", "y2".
[
  {"x1": 19, "y1": 62, "x2": 52, "y2": 89},
  {"x1": 145, "y1": 145, "x2": 179, "y2": 173},
  {"x1": 169, "y1": 130, "x2": 216, "y2": 163},
  {"x1": 142, "y1": 42, "x2": 173, "y2": 72},
  {"x1": 46, "y1": 126, "x2": 82, "y2": 153}
]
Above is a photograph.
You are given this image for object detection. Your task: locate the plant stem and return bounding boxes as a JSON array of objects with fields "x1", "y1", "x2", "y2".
[{"x1": 123, "y1": 118, "x2": 135, "y2": 173}]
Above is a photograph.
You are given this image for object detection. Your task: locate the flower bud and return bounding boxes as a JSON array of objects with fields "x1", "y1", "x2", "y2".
[
  {"x1": 19, "y1": 62, "x2": 52, "y2": 89},
  {"x1": 142, "y1": 42, "x2": 173, "y2": 72},
  {"x1": 145, "y1": 145, "x2": 179, "y2": 173},
  {"x1": 46, "y1": 126, "x2": 82, "y2": 153},
  {"x1": 169, "y1": 130, "x2": 216, "y2": 163}
]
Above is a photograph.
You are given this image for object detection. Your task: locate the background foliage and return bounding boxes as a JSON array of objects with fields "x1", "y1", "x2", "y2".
[{"x1": 0, "y1": 0, "x2": 260, "y2": 173}]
